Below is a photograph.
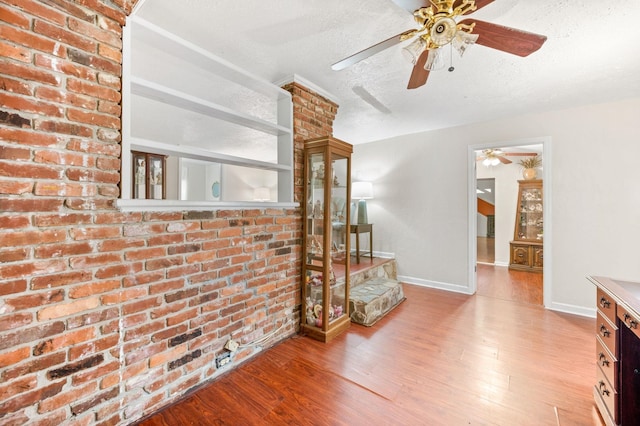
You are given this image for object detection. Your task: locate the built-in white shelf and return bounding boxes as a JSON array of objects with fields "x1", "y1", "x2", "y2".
[
  {"x1": 130, "y1": 77, "x2": 291, "y2": 137},
  {"x1": 119, "y1": 13, "x2": 294, "y2": 210}
]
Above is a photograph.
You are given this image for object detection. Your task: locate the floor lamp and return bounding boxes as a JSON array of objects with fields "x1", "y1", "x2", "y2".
[{"x1": 351, "y1": 182, "x2": 373, "y2": 224}]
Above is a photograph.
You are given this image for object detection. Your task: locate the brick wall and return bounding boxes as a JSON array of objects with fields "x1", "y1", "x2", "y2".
[{"x1": 0, "y1": 1, "x2": 338, "y2": 425}]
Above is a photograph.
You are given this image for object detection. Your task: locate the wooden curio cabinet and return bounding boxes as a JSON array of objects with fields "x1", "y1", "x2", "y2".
[
  {"x1": 132, "y1": 151, "x2": 166, "y2": 200},
  {"x1": 509, "y1": 179, "x2": 543, "y2": 272},
  {"x1": 301, "y1": 136, "x2": 352, "y2": 342}
]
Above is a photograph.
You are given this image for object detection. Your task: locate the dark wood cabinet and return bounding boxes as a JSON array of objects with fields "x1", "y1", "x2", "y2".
[{"x1": 590, "y1": 276, "x2": 640, "y2": 425}]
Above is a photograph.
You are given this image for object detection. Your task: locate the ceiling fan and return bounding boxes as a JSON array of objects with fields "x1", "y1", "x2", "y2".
[
  {"x1": 332, "y1": 0, "x2": 547, "y2": 89},
  {"x1": 477, "y1": 149, "x2": 538, "y2": 166}
]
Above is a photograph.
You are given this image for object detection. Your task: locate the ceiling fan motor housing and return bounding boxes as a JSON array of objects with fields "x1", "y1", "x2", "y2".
[{"x1": 430, "y1": 17, "x2": 457, "y2": 46}]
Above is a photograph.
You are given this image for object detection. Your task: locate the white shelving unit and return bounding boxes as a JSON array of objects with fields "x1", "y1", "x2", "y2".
[{"x1": 119, "y1": 15, "x2": 295, "y2": 211}]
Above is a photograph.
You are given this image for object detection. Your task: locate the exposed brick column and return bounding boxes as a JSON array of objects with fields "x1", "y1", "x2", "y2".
[{"x1": 281, "y1": 82, "x2": 339, "y2": 204}]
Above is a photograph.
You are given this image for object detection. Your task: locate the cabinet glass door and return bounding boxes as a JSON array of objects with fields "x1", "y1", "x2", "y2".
[{"x1": 516, "y1": 185, "x2": 543, "y2": 241}]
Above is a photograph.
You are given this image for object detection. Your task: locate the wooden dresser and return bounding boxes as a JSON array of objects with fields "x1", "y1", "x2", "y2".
[{"x1": 589, "y1": 276, "x2": 640, "y2": 425}]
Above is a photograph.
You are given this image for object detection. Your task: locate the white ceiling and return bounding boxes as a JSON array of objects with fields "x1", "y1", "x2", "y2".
[{"x1": 133, "y1": 0, "x2": 640, "y2": 145}]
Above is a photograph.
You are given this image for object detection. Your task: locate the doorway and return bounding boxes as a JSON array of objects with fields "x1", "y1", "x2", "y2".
[{"x1": 468, "y1": 138, "x2": 550, "y2": 307}]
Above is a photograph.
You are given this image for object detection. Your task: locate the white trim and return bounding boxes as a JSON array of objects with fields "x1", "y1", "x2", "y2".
[
  {"x1": 273, "y1": 74, "x2": 340, "y2": 105},
  {"x1": 546, "y1": 302, "x2": 596, "y2": 318},
  {"x1": 372, "y1": 251, "x2": 395, "y2": 259},
  {"x1": 398, "y1": 275, "x2": 473, "y2": 295}
]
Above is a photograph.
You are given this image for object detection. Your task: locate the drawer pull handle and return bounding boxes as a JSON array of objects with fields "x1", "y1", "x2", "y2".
[
  {"x1": 623, "y1": 313, "x2": 638, "y2": 329},
  {"x1": 599, "y1": 324, "x2": 610, "y2": 337},
  {"x1": 599, "y1": 380, "x2": 610, "y2": 397},
  {"x1": 598, "y1": 352, "x2": 609, "y2": 367},
  {"x1": 599, "y1": 297, "x2": 611, "y2": 308}
]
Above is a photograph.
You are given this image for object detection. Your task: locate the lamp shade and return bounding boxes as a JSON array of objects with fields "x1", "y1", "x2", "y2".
[{"x1": 352, "y1": 181, "x2": 373, "y2": 200}]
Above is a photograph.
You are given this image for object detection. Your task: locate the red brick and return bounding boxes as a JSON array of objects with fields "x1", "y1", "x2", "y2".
[
  {"x1": 31, "y1": 270, "x2": 92, "y2": 290},
  {"x1": 166, "y1": 308, "x2": 198, "y2": 327},
  {"x1": 34, "y1": 19, "x2": 96, "y2": 52},
  {"x1": 0, "y1": 248, "x2": 29, "y2": 262},
  {"x1": 0, "y1": 161, "x2": 63, "y2": 180},
  {"x1": 0, "y1": 258, "x2": 66, "y2": 280},
  {"x1": 34, "y1": 52, "x2": 96, "y2": 81},
  {"x1": 35, "y1": 85, "x2": 97, "y2": 109},
  {"x1": 67, "y1": 307, "x2": 119, "y2": 329},
  {"x1": 0, "y1": 39, "x2": 30, "y2": 63},
  {"x1": 124, "y1": 246, "x2": 165, "y2": 261},
  {"x1": 122, "y1": 296, "x2": 162, "y2": 316},
  {"x1": 33, "y1": 327, "x2": 96, "y2": 356},
  {"x1": 68, "y1": 252, "x2": 123, "y2": 269},
  {"x1": 38, "y1": 381, "x2": 96, "y2": 413},
  {"x1": 5, "y1": 289, "x2": 64, "y2": 311},
  {"x1": 67, "y1": 107, "x2": 120, "y2": 129},
  {"x1": 96, "y1": 261, "x2": 144, "y2": 279},
  {"x1": 124, "y1": 320, "x2": 164, "y2": 342},
  {"x1": 148, "y1": 345, "x2": 186, "y2": 369},
  {"x1": 35, "y1": 241, "x2": 94, "y2": 258},
  {"x1": 0, "y1": 346, "x2": 30, "y2": 368},
  {"x1": 101, "y1": 287, "x2": 147, "y2": 305},
  {"x1": 37, "y1": 296, "x2": 100, "y2": 320},
  {"x1": 67, "y1": 137, "x2": 121, "y2": 156},
  {"x1": 0, "y1": 25, "x2": 65, "y2": 58},
  {"x1": 0, "y1": 380, "x2": 64, "y2": 416},
  {"x1": 68, "y1": 16, "x2": 121, "y2": 48},
  {"x1": 68, "y1": 334, "x2": 119, "y2": 361},
  {"x1": 67, "y1": 77, "x2": 120, "y2": 102},
  {"x1": 69, "y1": 279, "x2": 120, "y2": 298},
  {"x1": 0, "y1": 128, "x2": 59, "y2": 149},
  {"x1": 70, "y1": 225, "x2": 122, "y2": 241}
]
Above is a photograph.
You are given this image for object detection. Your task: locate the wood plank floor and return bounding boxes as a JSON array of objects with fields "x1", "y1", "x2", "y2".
[{"x1": 137, "y1": 280, "x2": 602, "y2": 425}]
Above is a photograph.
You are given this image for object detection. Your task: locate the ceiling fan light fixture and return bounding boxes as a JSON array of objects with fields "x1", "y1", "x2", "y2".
[
  {"x1": 452, "y1": 31, "x2": 478, "y2": 57},
  {"x1": 424, "y1": 48, "x2": 444, "y2": 71},
  {"x1": 401, "y1": 37, "x2": 427, "y2": 65}
]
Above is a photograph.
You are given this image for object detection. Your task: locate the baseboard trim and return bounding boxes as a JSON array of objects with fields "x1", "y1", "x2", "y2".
[
  {"x1": 546, "y1": 301, "x2": 596, "y2": 318},
  {"x1": 398, "y1": 275, "x2": 472, "y2": 295}
]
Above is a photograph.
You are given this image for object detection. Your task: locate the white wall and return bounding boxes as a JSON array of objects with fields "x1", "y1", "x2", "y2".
[{"x1": 352, "y1": 97, "x2": 640, "y2": 315}]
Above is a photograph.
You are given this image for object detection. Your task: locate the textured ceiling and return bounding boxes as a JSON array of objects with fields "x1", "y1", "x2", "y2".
[{"x1": 133, "y1": 0, "x2": 640, "y2": 145}]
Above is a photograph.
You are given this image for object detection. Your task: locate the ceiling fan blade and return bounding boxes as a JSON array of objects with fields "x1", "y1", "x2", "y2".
[
  {"x1": 498, "y1": 156, "x2": 512, "y2": 164},
  {"x1": 331, "y1": 30, "x2": 416, "y2": 71},
  {"x1": 459, "y1": 19, "x2": 547, "y2": 57},
  {"x1": 407, "y1": 50, "x2": 431, "y2": 89},
  {"x1": 390, "y1": 0, "x2": 431, "y2": 13}
]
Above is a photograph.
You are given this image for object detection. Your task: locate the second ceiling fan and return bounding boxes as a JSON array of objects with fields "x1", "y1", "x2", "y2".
[{"x1": 332, "y1": 0, "x2": 547, "y2": 89}]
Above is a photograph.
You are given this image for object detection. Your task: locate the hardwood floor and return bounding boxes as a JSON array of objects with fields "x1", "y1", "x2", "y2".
[
  {"x1": 477, "y1": 236, "x2": 495, "y2": 264},
  {"x1": 477, "y1": 263, "x2": 543, "y2": 305},
  {"x1": 137, "y1": 282, "x2": 602, "y2": 426}
]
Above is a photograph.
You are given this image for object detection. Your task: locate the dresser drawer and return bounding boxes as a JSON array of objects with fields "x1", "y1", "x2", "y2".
[
  {"x1": 596, "y1": 336, "x2": 618, "y2": 389},
  {"x1": 617, "y1": 305, "x2": 640, "y2": 340},
  {"x1": 597, "y1": 311, "x2": 618, "y2": 357},
  {"x1": 597, "y1": 287, "x2": 617, "y2": 323},
  {"x1": 596, "y1": 364, "x2": 619, "y2": 425}
]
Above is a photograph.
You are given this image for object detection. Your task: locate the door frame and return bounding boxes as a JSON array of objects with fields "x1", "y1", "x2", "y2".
[{"x1": 467, "y1": 136, "x2": 552, "y2": 308}]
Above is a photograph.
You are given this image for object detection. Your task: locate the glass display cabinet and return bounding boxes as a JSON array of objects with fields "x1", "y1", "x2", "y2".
[
  {"x1": 302, "y1": 136, "x2": 352, "y2": 342},
  {"x1": 509, "y1": 179, "x2": 543, "y2": 272},
  {"x1": 132, "y1": 151, "x2": 166, "y2": 200}
]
